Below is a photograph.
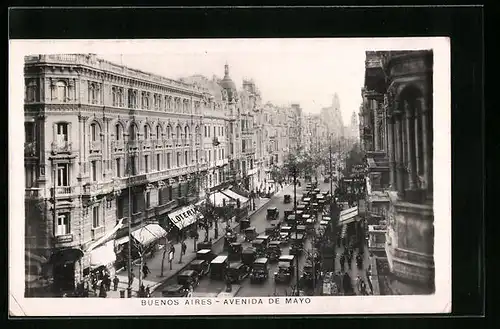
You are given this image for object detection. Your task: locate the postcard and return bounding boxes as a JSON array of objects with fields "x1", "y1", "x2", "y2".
[{"x1": 9, "y1": 37, "x2": 451, "y2": 316}]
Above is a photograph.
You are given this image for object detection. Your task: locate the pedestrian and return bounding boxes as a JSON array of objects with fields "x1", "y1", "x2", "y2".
[
  {"x1": 139, "y1": 284, "x2": 146, "y2": 298},
  {"x1": 181, "y1": 240, "x2": 187, "y2": 255},
  {"x1": 142, "y1": 263, "x2": 151, "y2": 279},
  {"x1": 145, "y1": 285, "x2": 151, "y2": 297},
  {"x1": 99, "y1": 282, "x2": 107, "y2": 298},
  {"x1": 128, "y1": 270, "x2": 135, "y2": 287},
  {"x1": 113, "y1": 275, "x2": 120, "y2": 291},
  {"x1": 104, "y1": 272, "x2": 111, "y2": 291}
]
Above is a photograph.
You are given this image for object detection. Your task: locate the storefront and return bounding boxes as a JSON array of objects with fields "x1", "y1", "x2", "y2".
[
  {"x1": 208, "y1": 191, "x2": 235, "y2": 207},
  {"x1": 48, "y1": 248, "x2": 84, "y2": 293},
  {"x1": 167, "y1": 205, "x2": 201, "y2": 241}
]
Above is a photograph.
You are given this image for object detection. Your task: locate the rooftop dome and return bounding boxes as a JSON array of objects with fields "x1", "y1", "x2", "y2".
[{"x1": 219, "y1": 63, "x2": 237, "y2": 93}]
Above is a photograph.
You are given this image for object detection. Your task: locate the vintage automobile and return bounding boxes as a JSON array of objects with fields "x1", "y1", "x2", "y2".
[
  {"x1": 284, "y1": 194, "x2": 292, "y2": 204},
  {"x1": 274, "y1": 255, "x2": 295, "y2": 283},
  {"x1": 324, "y1": 176, "x2": 330, "y2": 183},
  {"x1": 300, "y1": 262, "x2": 318, "y2": 289},
  {"x1": 189, "y1": 259, "x2": 210, "y2": 277},
  {"x1": 251, "y1": 239, "x2": 267, "y2": 257},
  {"x1": 240, "y1": 218, "x2": 251, "y2": 231},
  {"x1": 256, "y1": 234, "x2": 271, "y2": 249},
  {"x1": 162, "y1": 284, "x2": 189, "y2": 297},
  {"x1": 302, "y1": 197, "x2": 312, "y2": 205},
  {"x1": 228, "y1": 242, "x2": 243, "y2": 262},
  {"x1": 266, "y1": 240, "x2": 282, "y2": 261},
  {"x1": 305, "y1": 183, "x2": 313, "y2": 190},
  {"x1": 241, "y1": 247, "x2": 257, "y2": 267},
  {"x1": 289, "y1": 233, "x2": 305, "y2": 255},
  {"x1": 197, "y1": 241, "x2": 213, "y2": 252},
  {"x1": 250, "y1": 258, "x2": 269, "y2": 283},
  {"x1": 210, "y1": 255, "x2": 229, "y2": 281},
  {"x1": 313, "y1": 188, "x2": 321, "y2": 195},
  {"x1": 322, "y1": 215, "x2": 331, "y2": 222},
  {"x1": 227, "y1": 262, "x2": 250, "y2": 283},
  {"x1": 196, "y1": 249, "x2": 216, "y2": 262},
  {"x1": 285, "y1": 214, "x2": 296, "y2": 225},
  {"x1": 279, "y1": 226, "x2": 292, "y2": 244},
  {"x1": 283, "y1": 209, "x2": 294, "y2": 221},
  {"x1": 305, "y1": 218, "x2": 315, "y2": 235},
  {"x1": 318, "y1": 198, "x2": 326, "y2": 209},
  {"x1": 295, "y1": 210, "x2": 304, "y2": 223},
  {"x1": 266, "y1": 207, "x2": 279, "y2": 221},
  {"x1": 301, "y1": 213, "x2": 312, "y2": 224},
  {"x1": 311, "y1": 203, "x2": 320, "y2": 213},
  {"x1": 319, "y1": 220, "x2": 330, "y2": 228},
  {"x1": 296, "y1": 225, "x2": 307, "y2": 236},
  {"x1": 296, "y1": 204, "x2": 307, "y2": 212},
  {"x1": 265, "y1": 226, "x2": 278, "y2": 239},
  {"x1": 244, "y1": 226, "x2": 258, "y2": 242},
  {"x1": 177, "y1": 270, "x2": 200, "y2": 289}
]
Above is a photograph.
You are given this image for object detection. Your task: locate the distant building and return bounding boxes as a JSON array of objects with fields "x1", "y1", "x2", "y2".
[{"x1": 320, "y1": 93, "x2": 345, "y2": 142}]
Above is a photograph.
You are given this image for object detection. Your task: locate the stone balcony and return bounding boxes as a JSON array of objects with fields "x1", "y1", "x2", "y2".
[
  {"x1": 51, "y1": 141, "x2": 72, "y2": 155},
  {"x1": 91, "y1": 226, "x2": 105, "y2": 241},
  {"x1": 111, "y1": 140, "x2": 124, "y2": 152},
  {"x1": 53, "y1": 186, "x2": 76, "y2": 198},
  {"x1": 89, "y1": 141, "x2": 102, "y2": 153}
]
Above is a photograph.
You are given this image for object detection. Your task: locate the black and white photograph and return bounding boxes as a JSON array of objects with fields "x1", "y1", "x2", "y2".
[{"x1": 9, "y1": 38, "x2": 451, "y2": 316}]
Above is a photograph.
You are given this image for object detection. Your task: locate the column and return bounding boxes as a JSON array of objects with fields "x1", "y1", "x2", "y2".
[
  {"x1": 420, "y1": 98, "x2": 429, "y2": 191},
  {"x1": 373, "y1": 99, "x2": 380, "y2": 151},
  {"x1": 414, "y1": 104, "x2": 421, "y2": 181},
  {"x1": 387, "y1": 115, "x2": 396, "y2": 190},
  {"x1": 394, "y1": 111, "x2": 404, "y2": 195},
  {"x1": 404, "y1": 101, "x2": 416, "y2": 190}
]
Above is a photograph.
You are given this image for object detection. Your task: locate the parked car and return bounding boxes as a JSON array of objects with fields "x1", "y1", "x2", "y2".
[
  {"x1": 228, "y1": 242, "x2": 243, "y2": 262},
  {"x1": 189, "y1": 259, "x2": 210, "y2": 277},
  {"x1": 162, "y1": 284, "x2": 189, "y2": 297},
  {"x1": 244, "y1": 227, "x2": 258, "y2": 242},
  {"x1": 196, "y1": 249, "x2": 216, "y2": 262},
  {"x1": 240, "y1": 218, "x2": 251, "y2": 231},
  {"x1": 241, "y1": 247, "x2": 257, "y2": 267},
  {"x1": 177, "y1": 270, "x2": 199, "y2": 290}
]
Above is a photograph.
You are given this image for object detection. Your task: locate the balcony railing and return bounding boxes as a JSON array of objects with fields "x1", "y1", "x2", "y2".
[
  {"x1": 51, "y1": 141, "x2": 72, "y2": 155},
  {"x1": 242, "y1": 129, "x2": 253, "y2": 136},
  {"x1": 54, "y1": 186, "x2": 75, "y2": 196},
  {"x1": 25, "y1": 187, "x2": 42, "y2": 199},
  {"x1": 111, "y1": 140, "x2": 124, "y2": 152},
  {"x1": 24, "y1": 142, "x2": 37, "y2": 157}
]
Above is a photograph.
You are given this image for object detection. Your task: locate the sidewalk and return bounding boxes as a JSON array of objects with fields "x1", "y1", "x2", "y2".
[{"x1": 107, "y1": 194, "x2": 275, "y2": 298}]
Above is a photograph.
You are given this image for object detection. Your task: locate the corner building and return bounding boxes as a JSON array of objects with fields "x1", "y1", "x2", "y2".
[
  {"x1": 24, "y1": 54, "x2": 227, "y2": 293},
  {"x1": 360, "y1": 50, "x2": 434, "y2": 293}
]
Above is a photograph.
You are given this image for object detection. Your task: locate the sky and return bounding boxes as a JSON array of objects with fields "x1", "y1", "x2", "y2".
[{"x1": 96, "y1": 39, "x2": 369, "y2": 124}]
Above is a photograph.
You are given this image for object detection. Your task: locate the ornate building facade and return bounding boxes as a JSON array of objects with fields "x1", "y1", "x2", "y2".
[{"x1": 360, "y1": 50, "x2": 434, "y2": 293}]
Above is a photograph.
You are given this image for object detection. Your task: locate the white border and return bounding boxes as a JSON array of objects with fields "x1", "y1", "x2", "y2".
[{"x1": 9, "y1": 38, "x2": 451, "y2": 316}]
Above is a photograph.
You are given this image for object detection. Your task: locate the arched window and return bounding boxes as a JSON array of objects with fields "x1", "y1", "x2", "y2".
[
  {"x1": 129, "y1": 123, "x2": 137, "y2": 140},
  {"x1": 56, "y1": 81, "x2": 67, "y2": 102},
  {"x1": 144, "y1": 125, "x2": 150, "y2": 139},
  {"x1": 115, "y1": 123, "x2": 123, "y2": 140},
  {"x1": 184, "y1": 126, "x2": 189, "y2": 136},
  {"x1": 176, "y1": 125, "x2": 182, "y2": 139},
  {"x1": 184, "y1": 151, "x2": 188, "y2": 166},
  {"x1": 176, "y1": 152, "x2": 181, "y2": 167},
  {"x1": 112, "y1": 87, "x2": 117, "y2": 106},
  {"x1": 117, "y1": 88, "x2": 123, "y2": 107},
  {"x1": 166, "y1": 125, "x2": 172, "y2": 138},
  {"x1": 90, "y1": 122, "x2": 99, "y2": 142},
  {"x1": 156, "y1": 125, "x2": 161, "y2": 139}
]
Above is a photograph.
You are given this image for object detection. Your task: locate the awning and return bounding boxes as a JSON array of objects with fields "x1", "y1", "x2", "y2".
[
  {"x1": 86, "y1": 218, "x2": 125, "y2": 252},
  {"x1": 221, "y1": 189, "x2": 249, "y2": 204},
  {"x1": 209, "y1": 191, "x2": 235, "y2": 207},
  {"x1": 115, "y1": 236, "x2": 129, "y2": 245},
  {"x1": 338, "y1": 206, "x2": 359, "y2": 225},
  {"x1": 168, "y1": 205, "x2": 200, "y2": 230},
  {"x1": 131, "y1": 224, "x2": 167, "y2": 247},
  {"x1": 25, "y1": 251, "x2": 48, "y2": 264},
  {"x1": 90, "y1": 241, "x2": 116, "y2": 269},
  {"x1": 48, "y1": 248, "x2": 84, "y2": 265}
]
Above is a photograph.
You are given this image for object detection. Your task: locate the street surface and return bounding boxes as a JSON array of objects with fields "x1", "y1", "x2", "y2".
[{"x1": 153, "y1": 180, "x2": 334, "y2": 297}]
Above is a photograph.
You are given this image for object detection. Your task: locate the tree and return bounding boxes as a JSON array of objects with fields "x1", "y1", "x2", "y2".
[{"x1": 130, "y1": 228, "x2": 162, "y2": 289}]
